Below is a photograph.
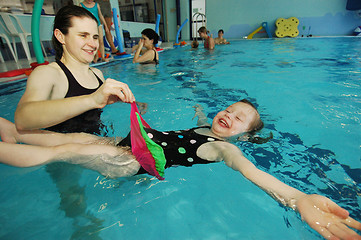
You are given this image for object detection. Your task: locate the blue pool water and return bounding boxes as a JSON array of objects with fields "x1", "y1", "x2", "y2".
[{"x1": 0, "y1": 37, "x2": 360, "y2": 239}]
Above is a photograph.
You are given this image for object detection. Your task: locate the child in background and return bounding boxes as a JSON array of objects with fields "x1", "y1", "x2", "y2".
[
  {"x1": 80, "y1": 0, "x2": 109, "y2": 62},
  {"x1": 214, "y1": 29, "x2": 230, "y2": 45},
  {"x1": 96, "y1": 0, "x2": 122, "y2": 55}
]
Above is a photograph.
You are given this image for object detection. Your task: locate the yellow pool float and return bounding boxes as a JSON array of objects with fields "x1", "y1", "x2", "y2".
[{"x1": 275, "y1": 17, "x2": 299, "y2": 38}]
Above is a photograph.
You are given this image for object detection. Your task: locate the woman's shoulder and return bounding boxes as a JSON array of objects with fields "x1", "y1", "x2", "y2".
[
  {"x1": 25, "y1": 62, "x2": 65, "y2": 90},
  {"x1": 30, "y1": 62, "x2": 62, "y2": 77},
  {"x1": 89, "y1": 67, "x2": 105, "y2": 80}
]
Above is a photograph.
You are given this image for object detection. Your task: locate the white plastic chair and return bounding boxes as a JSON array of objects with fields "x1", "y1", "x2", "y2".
[
  {"x1": 0, "y1": 12, "x2": 46, "y2": 61},
  {"x1": 0, "y1": 21, "x2": 18, "y2": 62}
]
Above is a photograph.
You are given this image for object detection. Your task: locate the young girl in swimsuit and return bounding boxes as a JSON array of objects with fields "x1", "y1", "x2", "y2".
[
  {"x1": 1, "y1": 100, "x2": 360, "y2": 240},
  {"x1": 132, "y1": 28, "x2": 159, "y2": 64},
  {"x1": 198, "y1": 26, "x2": 215, "y2": 50},
  {"x1": 14, "y1": 5, "x2": 135, "y2": 134}
]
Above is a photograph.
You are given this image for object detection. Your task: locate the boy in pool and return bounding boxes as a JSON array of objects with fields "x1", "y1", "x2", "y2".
[
  {"x1": 214, "y1": 29, "x2": 230, "y2": 45},
  {"x1": 0, "y1": 100, "x2": 360, "y2": 240}
]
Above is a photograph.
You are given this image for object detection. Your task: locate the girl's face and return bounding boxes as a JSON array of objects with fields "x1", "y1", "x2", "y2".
[
  {"x1": 142, "y1": 34, "x2": 153, "y2": 48},
  {"x1": 211, "y1": 102, "x2": 259, "y2": 137},
  {"x1": 58, "y1": 17, "x2": 99, "y2": 63}
]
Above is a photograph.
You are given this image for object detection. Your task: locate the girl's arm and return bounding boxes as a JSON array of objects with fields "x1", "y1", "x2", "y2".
[
  {"x1": 192, "y1": 104, "x2": 210, "y2": 126},
  {"x1": 210, "y1": 142, "x2": 361, "y2": 240}
]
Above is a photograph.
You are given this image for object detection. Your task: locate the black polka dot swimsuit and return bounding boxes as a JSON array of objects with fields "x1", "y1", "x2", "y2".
[{"x1": 117, "y1": 126, "x2": 223, "y2": 172}]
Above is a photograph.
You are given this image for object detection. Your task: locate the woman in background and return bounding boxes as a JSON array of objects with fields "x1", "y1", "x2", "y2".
[{"x1": 132, "y1": 28, "x2": 159, "y2": 64}]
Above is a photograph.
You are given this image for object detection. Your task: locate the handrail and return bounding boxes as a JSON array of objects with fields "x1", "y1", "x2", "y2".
[{"x1": 192, "y1": 12, "x2": 206, "y2": 40}]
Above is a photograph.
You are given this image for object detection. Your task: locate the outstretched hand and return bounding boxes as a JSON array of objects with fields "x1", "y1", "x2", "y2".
[
  {"x1": 297, "y1": 194, "x2": 361, "y2": 240},
  {"x1": 192, "y1": 104, "x2": 204, "y2": 120},
  {"x1": 91, "y1": 79, "x2": 135, "y2": 108}
]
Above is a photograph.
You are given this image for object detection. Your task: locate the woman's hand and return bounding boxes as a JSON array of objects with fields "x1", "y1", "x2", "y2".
[
  {"x1": 91, "y1": 79, "x2": 135, "y2": 108},
  {"x1": 297, "y1": 194, "x2": 361, "y2": 240},
  {"x1": 132, "y1": 39, "x2": 144, "y2": 53},
  {"x1": 137, "y1": 39, "x2": 144, "y2": 49}
]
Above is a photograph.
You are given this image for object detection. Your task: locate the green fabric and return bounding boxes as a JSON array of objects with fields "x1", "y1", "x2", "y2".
[{"x1": 136, "y1": 113, "x2": 166, "y2": 177}]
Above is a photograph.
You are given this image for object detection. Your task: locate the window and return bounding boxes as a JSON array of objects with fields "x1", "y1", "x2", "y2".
[{"x1": 118, "y1": 0, "x2": 157, "y2": 23}]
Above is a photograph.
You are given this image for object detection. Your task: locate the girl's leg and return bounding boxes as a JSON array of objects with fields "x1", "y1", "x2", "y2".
[
  {"x1": 0, "y1": 141, "x2": 139, "y2": 177},
  {"x1": 104, "y1": 17, "x2": 118, "y2": 53},
  {"x1": 0, "y1": 141, "x2": 63, "y2": 167},
  {"x1": 0, "y1": 117, "x2": 102, "y2": 146},
  {"x1": 0, "y1": 140, "x2": 126, "y2": 167}
]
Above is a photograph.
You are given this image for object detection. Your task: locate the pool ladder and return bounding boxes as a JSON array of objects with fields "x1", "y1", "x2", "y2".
[{"x1": 192, "y1": 12, "x2": 207, "y2": 41}]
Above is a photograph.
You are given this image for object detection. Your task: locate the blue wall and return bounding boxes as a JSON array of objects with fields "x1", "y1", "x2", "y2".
[
  {"x1": 205, "y1": 0, "x2": 361, "y2": 39},
  {"x1": 164, "y1": 0, "x2": 190, "y2": 42}
]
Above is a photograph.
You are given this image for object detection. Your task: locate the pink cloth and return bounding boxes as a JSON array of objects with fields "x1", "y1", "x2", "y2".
[{"x1": 130, "y1": 102, "x2": 164, "y2": 180}]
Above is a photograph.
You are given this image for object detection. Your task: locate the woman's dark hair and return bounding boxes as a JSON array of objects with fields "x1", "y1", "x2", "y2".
[
  {"x1": 238, "y1": 99, "x2": 273, "y2": 144},
  {"x1": 218, "y1": 29, "x2": 224, "y2": 34},
  {"x1": 141, "y1": 28, "x2": 159, "y2": 45},
  {"x1": 52, "y1": 5, "x2": 98, "y2": 61}
]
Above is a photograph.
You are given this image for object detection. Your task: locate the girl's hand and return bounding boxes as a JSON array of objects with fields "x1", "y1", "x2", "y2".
[{"x1": 297, "y1": 194, "x2": 361, "y2": 240}]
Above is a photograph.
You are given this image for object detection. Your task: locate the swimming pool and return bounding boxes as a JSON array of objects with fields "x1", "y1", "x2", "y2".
[{"x1": 0, "y1": 37, "x2": 360, "y2": 239}]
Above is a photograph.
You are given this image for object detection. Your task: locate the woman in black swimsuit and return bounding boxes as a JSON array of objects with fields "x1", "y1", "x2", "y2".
[
  {"x1": 1, "y1": 100, "x2": 361, "y2": 240},
  {"x1": 14, "y1": 5, "x2": 135, "y2": 134},
  {"x1": 132, "y1": 28, "x2": 159, "y2": 64}
]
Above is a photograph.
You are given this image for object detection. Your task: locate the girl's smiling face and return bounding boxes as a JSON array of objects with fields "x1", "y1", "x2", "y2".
[{"x1": 211, "y1": 102, "x2": 260, "y2": 138}]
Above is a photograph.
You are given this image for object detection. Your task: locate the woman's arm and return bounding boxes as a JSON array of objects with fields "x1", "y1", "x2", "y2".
[
  {"x1": 133, "y1": 50, "x2": 155, "y2": 63},
  {"x1": 133, "y1": 39, "x2": 143, "y2": 63},
  {"x1": 211, "y1": 142, "x2": 361, "y2": 240},
  {"x1": 208, "y1": 37, "x2": 215, "y2": 50},
  {"x1": 192, "y1": 104, "x2": 210, "y2": 126},
  {"x1": 14, "y1": 65, "x2": 92, "y2": 130},
  {"x1": 15, "y1": 67, "x2": 135, "y2": 130}
]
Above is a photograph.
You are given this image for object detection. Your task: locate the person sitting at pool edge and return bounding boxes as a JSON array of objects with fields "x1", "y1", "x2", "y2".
[
  {"x1": 214, "y1": 29, "x2": 230, "y2": 45},
  {"x1": 0, "y1": 99, "x2": 360, "y2": 240},
  {"x1": 198, "y1": 26, "x2": 215, "y2": 50},
  {"x1": 132, "y1": 28, "x2": 159, "y2": 64},
  {"x1": 14, "y1": 5, "x2": 135, "y2": 134}
]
